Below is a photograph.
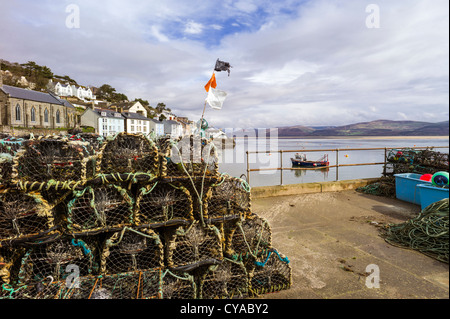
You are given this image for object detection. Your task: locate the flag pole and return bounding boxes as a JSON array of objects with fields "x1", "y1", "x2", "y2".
[{"x1": 200, "y1": 70, "x2": 215, "y2": 129}]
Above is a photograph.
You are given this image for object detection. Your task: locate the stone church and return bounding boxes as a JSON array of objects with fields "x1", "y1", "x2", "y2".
[{"x1": 0, "y1": 70, "x2": 77, "y2": 129}]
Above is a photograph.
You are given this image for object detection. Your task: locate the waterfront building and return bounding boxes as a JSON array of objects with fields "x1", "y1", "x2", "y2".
[
  {"x1": 162, "y1": 119, "x2": 183, "y2": 138},
  {"x1": 122, "y1": 112, "x2": 151, "y2": 135},
  {"x1": 110, "y1": 101, "x2": 148, "y2": 117},
  {"x1": 80, "y1": 108, "x2": 124, "y2": 136},
  {"x1": 0, "y1": 84, "x2": 77, "y2": 129},
  {"x1": 149, "y1": 119, "x2": 165, "y2": 137}
]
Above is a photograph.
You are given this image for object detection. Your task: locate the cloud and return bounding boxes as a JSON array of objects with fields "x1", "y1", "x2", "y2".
[{"x1": 0, "y1": 0, "x2": 448, "y2": 129}]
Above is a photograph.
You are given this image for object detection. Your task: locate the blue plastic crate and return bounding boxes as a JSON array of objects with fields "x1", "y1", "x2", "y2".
[
  {"x1": 417, "y1": 184, "x2": 449, "y2": 210},
  {"x1": 394, "y1": 173, "x2": 431, "y2": 205}
]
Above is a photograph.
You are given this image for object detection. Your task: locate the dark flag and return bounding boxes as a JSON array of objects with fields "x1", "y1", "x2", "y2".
[{"x1": 214, "y1": 59, "x2": 232, "y2": 76}]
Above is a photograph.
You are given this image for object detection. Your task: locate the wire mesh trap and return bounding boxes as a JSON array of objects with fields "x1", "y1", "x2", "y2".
[
  {"x1": 204, "y1": 174, "x2": 251, "y2": 219},
  {"x1": 17, "y1": 237, "x2": 99, "y2": 285},
  {"x1": 0, "y1": 190, "x2": 55, "y2": 243},
  {"x1": 162, "y1": 135, "x2": 219, "y2": 178},
  {"x1": 248, "y1": 248, "x2": 292, "y2": 296},
  {"x1": 225, "y1": 213, "x2": 272, "y2": 260},
  {"x1": 101, "y1": 227, "x2": 164, "y2": 274},
  {"x1": 135, "y1": 181, "x2": 194, "y2": 226},
  {"x1": 66, "y1": 185, "x2": 134, "y2": 234},
  {"x1": 161, "y1": 269, "x2": 196, "y2": 299},
  {"x1": 11, "y1": 138, "x2": 96, "y2": 184},
  {"x1": 1, "y1": 153, "x2": 14, "y2": 184},
  {"x1": 164, "y1": 222, "x2": 223, "y2": 271},
  {"x1": 198, "y1": 258, "x2": 249, "y2": 299},
  {"x1": 97, "y1": 133, "x2": 159, "y2": 176}
]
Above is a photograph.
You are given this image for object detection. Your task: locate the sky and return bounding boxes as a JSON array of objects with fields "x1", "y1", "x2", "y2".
[{"x1": 0, "y1": 0, "x2": 448, "y2": 129}]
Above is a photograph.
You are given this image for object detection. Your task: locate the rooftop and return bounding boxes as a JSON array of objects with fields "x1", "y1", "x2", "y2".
[{"x1": 0, "y1": 84, "x2": 63, "y2": 105}]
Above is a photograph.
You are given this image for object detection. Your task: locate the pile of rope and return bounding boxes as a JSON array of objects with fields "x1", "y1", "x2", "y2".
[
  {"x1": 0, "y1": 132, "x2": 291, "y2": 299},
  {"x1": 381, "y1": 198, "x2": 449, "y2": 263}
]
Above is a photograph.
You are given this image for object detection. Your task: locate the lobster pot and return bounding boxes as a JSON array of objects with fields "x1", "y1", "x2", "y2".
[
  {"x1": 226, "y1": 213, "x2": 272, "y2": 260},
  {"x1": 0, "y1": 191, "x2": 55, "y2": 243},
  {"x1": 248, "y1": 249, "x2": 292, "y2": 296},
  {"x1": 102, "y1": 228, "x2": 163, "y2": 274},
  {"x1": 0, "y1": 278, "x2": 65, "y2": 300},
  {"x1": 205, "y1": 175, "x2": 251, "y2": 219},
  {"x1": 66, "y1": 185, "x2": 134, "y2": 234},
  {"x1": 0, "y1": 154, "x2": 13, "y2": 184},
  {"x1": 198, "y1": 259, "x2": 249, "y2": 299},
  {"x1": 60, "y1": 269, "x2": 163, "y2": 299},
  {"x1": 0, "y1": 246, "x2": 25, "y2": 285},
  {"x1": 18, "y1": 238, "x2": 99, "y2": 285},
  {"x1": 97, "y1": 133, "x2": 159, "y2": 176},
  {"x1": 135, "y1": 182, "x2": 194, "y2": 226},
  {"x1": 163, "y1": 136, "x2": 219, "y2": 178},
  {"x1": 161, "y1": 269, "x2": 196, "y2": 299},
  {"x1": 70, "y1": 133, "x2": 106, "y2": 153},
  {"x1": 12, "y1": 138, "x2": 95, "y2": 183},
  {"x1": 165, "y1": 222, "x2": 223, "y2": 270},
  {"x1": 0, "y1": 137, "x2": 25, "y2": 155}
]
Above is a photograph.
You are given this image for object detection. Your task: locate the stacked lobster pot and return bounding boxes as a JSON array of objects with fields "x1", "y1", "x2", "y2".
[{"x1": 0, "y1": 132, "x2": 291, "y2": 299}]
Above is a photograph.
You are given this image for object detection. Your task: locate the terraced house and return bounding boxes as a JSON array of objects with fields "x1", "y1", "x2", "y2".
[{"x1": 0, "y1": 82, "x2": 77, "y2": 129}]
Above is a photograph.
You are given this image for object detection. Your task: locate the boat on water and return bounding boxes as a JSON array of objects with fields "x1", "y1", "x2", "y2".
[{"x1": 291, "y1": 153, "x2": 329, "y2": 167}]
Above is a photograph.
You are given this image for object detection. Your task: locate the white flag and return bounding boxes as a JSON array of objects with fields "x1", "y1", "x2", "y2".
[{"x1": 205, "y1": 87, "x2": 227, "y2": 110}]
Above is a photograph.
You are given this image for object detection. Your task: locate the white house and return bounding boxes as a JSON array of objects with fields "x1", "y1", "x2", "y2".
[
  {"x1": 53, "y1": 82, "x2": 72, "y2": 97},
  {"x1": 110, "y1": 101, "x2": 148, "y2": 117},
  {"x1": 122, "y1": 112, "x2": 151, "y2": 135},
  {"x1": 50, "y1": 81, "x2": 95, "y2": 101},
  {"x1": 149, "y1": 119, "x2": 165, "y2": 137},
  {"x1": 80, "y1": 108, "x2": 124, "y2": 137},
  {"x1": 163, "y1": 120, "x2": 183, "y2": 138}
]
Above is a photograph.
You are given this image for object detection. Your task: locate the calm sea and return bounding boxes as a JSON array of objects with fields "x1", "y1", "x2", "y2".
[{"x1": 217, "y1": 137, "x2": 449, "y2": 187}]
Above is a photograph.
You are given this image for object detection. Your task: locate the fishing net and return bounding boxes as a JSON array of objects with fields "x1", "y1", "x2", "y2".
[
  {"x1": 101, "y1": 227, "x2": 163, "y2": 274},
  {"x1": 11, "y1": 138, "x2": 96, "y2": 184},
  {"x1": 0, "y1": 136, "x2": 26, "y2": 155},
  {"x1": 135, "y1": 181, "x2": 194, "y2": 226},
  {"x1": 381, "y1": 198, "x2": 449, "y2": 263},
  {"x1": 97, "y1": 133, "x2": 159, "y2": 177},
  {"x1": 162, "y1": 135, "x2": 219, "y2": 179},
  {"x1": 69, "y1": 133, "x2": 106, "y2": 153},
  {"x1": 66, "y1": 185, "x2": 134, "y2": 235},
  {"x1": 17, "y1": 237, "x2": 99, "y2": 285},
  {"x1": 164, "y1": 222, "x2": 223, "y2": 271},
  {"x1": 161, "y1": 269, "x2": 196, "y2": 299},
  {"x1": 225, "y1": 213, "x2": 272, "y2": 260},
  {"x1": 0, "y1": 190, "x2": 56, "y2": 243},
  {"x1": 204, "y1": 174, "x2": 251, "y2": 220},
  {"x1": 0, "y1": 153, "x2": 13, "y2": 183},
  {"x1": 248, "y1": 248, "x2": 292, "y2": 296},
  {"x1": 385, "y1": 148, "x2": 449, "y2": 176},
  {"x1": 198, "y1": 258, "x2": 249, "y2": 299},
  {"x1": 0, "y1": 246, "x2": 24, "y2": 285}
]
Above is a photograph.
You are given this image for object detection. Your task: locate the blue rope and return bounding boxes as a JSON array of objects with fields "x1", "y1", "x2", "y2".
[
  {"x1": 254, "y1": 249, "x2": 290, "y2": 267},
  {"x1": 71, "y1": 238, "x2": 92, "y2": 255}
]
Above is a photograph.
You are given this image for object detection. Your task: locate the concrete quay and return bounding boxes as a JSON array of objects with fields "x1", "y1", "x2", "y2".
[{"x1": 250, "y1": 180, "x2": 449, "y2": 299}]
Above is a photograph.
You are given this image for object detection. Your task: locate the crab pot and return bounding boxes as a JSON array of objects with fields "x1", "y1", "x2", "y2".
[
  {"x1": 1, "y1": 246, "x2": 25, "y2": 286},
  {"x1": 198, "y1": 258, "x2": 249, "y2": 299},
  {"x1": 135, "y1": 182, "x2": 194, "y2": 226},
  {"x1": 70, "y1": 133, "x2": 106, "y2": 153},
  {"x1": 205, "y1": 175, "x2": 251, "y2": 219},
  {"x1": 248, "y1": 249, "x2": 292, "y2": 296},
  {"x1": 0, "y1": 278, "x2": 66, "y2": 299},
  {"x1": 161, "y1": 269, "x2": 196, "y2": 299},
  {"x1": 58, "y1": 269, "x2": 163, "y2": 299},
  {"x1": 164, "y1": 222, "x2": 223, "y2": 270},
  {"x1": 66, "y1": 185, "x2": 134, "y2": 234},
  {"x1": 97, "y1": 133, "x2": 159, "y2": 176},
  {"x1": 0, "y1": 137, "x2": 26, "y2": 155},
  {"x1": 0, "y1": 190, "x2": 55, "y2": 243},
  {"x1": 101, "y1": 227, "x2": 163, "y2": 274},
  {"x1": 18, "y1": 237, "x2": 99, "y2": 285},
  {"x1": 163, "y1": 135, "x2": 219, "y2": 178},
  {"x1": 226, "y1": 213, "x2": 272, "y2": 260},
  {"x1": 12, "y1": 138, "x2": 95, "y2": 184},
  {"x1": 0, "y1": 154, "x2": 13, "y2": 183}
]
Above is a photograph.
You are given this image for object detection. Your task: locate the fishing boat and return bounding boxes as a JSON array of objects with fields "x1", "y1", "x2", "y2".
[{"x1": 291, "y1": 153, "x2": 329, "y2": 167}]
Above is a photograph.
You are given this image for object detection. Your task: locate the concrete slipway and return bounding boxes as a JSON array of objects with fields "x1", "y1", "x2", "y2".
[{"x1": 250, "y1": 179, "x2": 449, "y2": 299}]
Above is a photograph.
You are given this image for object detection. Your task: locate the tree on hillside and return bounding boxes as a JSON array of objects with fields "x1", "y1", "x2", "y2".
[{"x1": 97, "y1": 84, "x2": 128, "y2": 102}]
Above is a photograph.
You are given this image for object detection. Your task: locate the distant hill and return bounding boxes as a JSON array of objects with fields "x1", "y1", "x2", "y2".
[{"x1": 277, "y1": 120, "x2": 449, "y2": 137}]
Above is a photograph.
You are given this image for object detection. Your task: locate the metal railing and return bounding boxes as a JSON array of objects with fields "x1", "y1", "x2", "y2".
[{"x1": 245, "y1": 146, "x2": 449, "y2": 185}]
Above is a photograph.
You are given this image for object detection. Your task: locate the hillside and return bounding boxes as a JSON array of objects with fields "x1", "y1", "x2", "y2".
[{"x1": 278, "y1": 120, "x2": 449, "y2": 137}]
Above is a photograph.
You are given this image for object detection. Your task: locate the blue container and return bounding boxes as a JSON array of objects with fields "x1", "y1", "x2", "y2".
[
  {"x1": 394, "y1": 173, "x2": 432, "y2": 205},
  {"x1": 417, "y1": 184, "x2": 449, "y2": 210}
]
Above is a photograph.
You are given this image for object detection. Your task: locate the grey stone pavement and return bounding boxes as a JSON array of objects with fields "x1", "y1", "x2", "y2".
[{"x1": 251, "y1": 190, "x2": 449, "y2": 299}]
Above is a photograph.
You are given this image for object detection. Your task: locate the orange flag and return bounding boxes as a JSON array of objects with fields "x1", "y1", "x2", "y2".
[{"x1": 204, "y1": 73, "x2": 217, "y2": 92}]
